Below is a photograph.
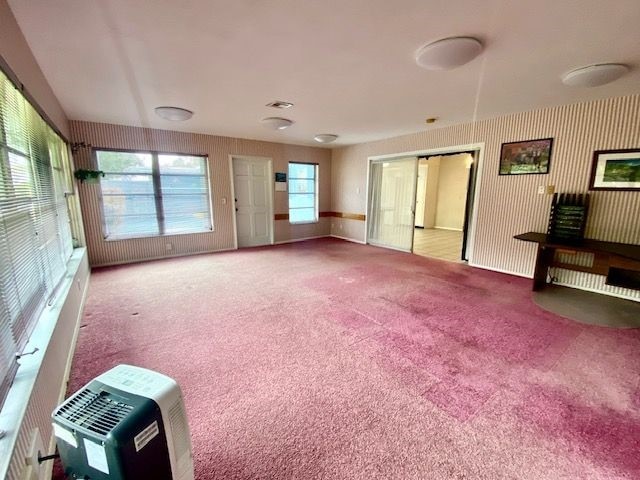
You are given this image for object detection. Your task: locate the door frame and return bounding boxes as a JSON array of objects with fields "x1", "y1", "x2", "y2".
[
  {"x1": 366, "y1": 142, "x2": 485, "y2": 264},
  {"x1": 228, "y1": 155, "x2": 275, "y2": 249}
]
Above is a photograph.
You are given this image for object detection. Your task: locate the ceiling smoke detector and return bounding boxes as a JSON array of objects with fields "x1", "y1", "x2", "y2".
[
  {"x1": 561, "y1": 64, "x2": 630, "y2": 87},
  {"x1": 260, "y1": 117, "x2": 294, "y2": 130},
  {"x1": 415, "y1": 37, "x2": 483, "y2": 71},
  {"x1": 313, "y1": 134, "x2": 338, "y2": 144},
  {"x1": 266, "y1": 100, "x2": 294, "y2": 109},
  {"x1": 154, "y1": 106, "x2": 194, "y2": 121}
]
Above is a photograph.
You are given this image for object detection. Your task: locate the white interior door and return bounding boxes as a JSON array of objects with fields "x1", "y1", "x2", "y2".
[
  {"x1": 233, "y1": 157, "x2": 273, "y2": 247},
  {"x1": 367, "y1": 157, "x2": 418, "y2": 251}
]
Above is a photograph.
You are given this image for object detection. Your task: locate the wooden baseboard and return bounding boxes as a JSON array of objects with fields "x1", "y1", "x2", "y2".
[
  {"x1": 274, "y1": 211, "x2": 366, "y2": 221},
  {"x1": 330, "y1": 234, "x2": 367, "y2": 244},
  {"x1": 274, "y1": 235, "x2": 330, "y2": 245}
]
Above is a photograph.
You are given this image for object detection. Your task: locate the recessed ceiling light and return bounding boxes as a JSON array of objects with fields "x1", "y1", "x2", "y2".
[
  {"x1": 561, "y1": 64, "x2": 630, "y2": 87},
  {"x1": 260, "y1": 117, "x2": 294, "y2": 130},
  {"x1": 415, "y1": 37, "x2": 483, "y2": 71},
  {"x1": 266, "y1": 100, "x2": 294, "y2": 109},
  {"x1": 154, "y1": 106, "x2": 193, "y2": 121},
  {"x1": 313, "y1": 134, "x2": 338, "y2": 143}
]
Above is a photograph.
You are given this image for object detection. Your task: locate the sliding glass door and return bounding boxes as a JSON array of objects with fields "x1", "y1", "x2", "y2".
[{"x1": 367, "y1": 157, "x2": 418, "y2": 251}]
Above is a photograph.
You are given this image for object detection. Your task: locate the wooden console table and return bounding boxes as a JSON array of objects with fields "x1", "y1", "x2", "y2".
[{"x1": 514, "y1": 232, "x2": 640, "y2": 291}]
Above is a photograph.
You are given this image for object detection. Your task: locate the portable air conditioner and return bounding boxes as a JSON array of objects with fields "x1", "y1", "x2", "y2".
[{"x1": 52, "y1": 364, "x2": 194, "y2": 480}]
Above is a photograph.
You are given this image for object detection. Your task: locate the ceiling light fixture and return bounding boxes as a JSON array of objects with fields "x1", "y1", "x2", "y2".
[
  {"x1": 260, "y1": 117, "x2": 294, "y2": 130},
  {"x1": 415, "y1": 37, "x2": 483, "y2": 71},
  {"x1": 266, "y1": 100, "x2": 294, "y2": 109},
  {"x1": 154, "y1": 106, "x2": 194, "y2": 121},
  {"x1": 313, "y1": 134, "x2": 338, "y2": 144},
  {"x1": 561, "y1": 63, "x2": 629, "y2": 87},
  {"x1": 425, "y1": 117, "x2": 438, "y2": 124}
]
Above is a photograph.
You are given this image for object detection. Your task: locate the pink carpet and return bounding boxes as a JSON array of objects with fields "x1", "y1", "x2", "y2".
[{"x1": 60, "y1": 238, "x2": 640, "y2": 479}]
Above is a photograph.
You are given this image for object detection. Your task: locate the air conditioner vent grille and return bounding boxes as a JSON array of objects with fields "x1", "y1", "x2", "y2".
[
  {"x1": 56, "y1": 388, "x2": 134, "y2": 435},
  {"x1": 168, "y1": 399, "x2": 189, "y2": 461}
]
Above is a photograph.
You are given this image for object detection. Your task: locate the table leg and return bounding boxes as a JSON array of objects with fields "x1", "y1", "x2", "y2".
[{"x1": 532, "y1": 245, "x2": 554, "y2": 291}]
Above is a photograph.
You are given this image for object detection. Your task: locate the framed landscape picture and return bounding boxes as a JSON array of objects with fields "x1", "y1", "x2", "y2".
[
  {"x1": 589, "y1": 149, "x2": 640, "y2": 191},
  {"x1": 499, "y1": 138, "x2": 553, "y2": 175}
]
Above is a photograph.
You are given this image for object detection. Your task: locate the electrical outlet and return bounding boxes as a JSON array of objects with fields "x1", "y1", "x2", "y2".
[
  {"x1": 25, "y1": 428, "x2": 44, "y2": 480},
  {"x1": 537, "y1": 185, "x2": 545, "y2": 195},
  {"x1": 221, "y1": 197, "x2": 227, "y2": 204}
]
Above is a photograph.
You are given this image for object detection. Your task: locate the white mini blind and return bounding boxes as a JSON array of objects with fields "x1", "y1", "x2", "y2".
[{"x1": 0, "y1": 69, "x2": 73, "y2": 408}]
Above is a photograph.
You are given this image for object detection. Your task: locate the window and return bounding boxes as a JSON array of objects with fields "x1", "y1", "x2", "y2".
[
  {"x1": 288, "y1": 162, "x2": 318, "y2": 223},
  {"x1": 96, "y1": 150, "x2": 212, "y2": 239},
  {"x1": 0, "y1": 69, "x2": 73, "y2": 408}
]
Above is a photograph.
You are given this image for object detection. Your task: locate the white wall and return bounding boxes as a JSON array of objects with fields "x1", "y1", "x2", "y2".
[
  {"x1": 422, "y1": 157, "x2": 440, "y2": 229},
  {"x1": 0, "y1": 0, "x2": 68, "y2": 137},
  {"x1": 434, "y1": 153, "x2": 471, "y2": 231}
]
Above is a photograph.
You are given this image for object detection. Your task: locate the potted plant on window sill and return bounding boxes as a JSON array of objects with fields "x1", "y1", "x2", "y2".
[{"x1": 74, "y1": 169, "x2": 105, "y2": 184}]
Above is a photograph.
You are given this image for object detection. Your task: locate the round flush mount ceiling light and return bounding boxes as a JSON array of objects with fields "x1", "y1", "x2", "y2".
[
  {"x1": 561, "y1": 63, "x2": 630, "y2": 87},
  {"x1": 154, "y1": 106, "x2": 194, "y2": 121},
  {"x1": 415, "y1": 37, "x2": 483, "y2": 71},
  {"x1": 261, "y1": 117, "x2": 294, "y2": 130},
  {"x1": 313, "y1": 134, "x2": 339, "y2": 143}
]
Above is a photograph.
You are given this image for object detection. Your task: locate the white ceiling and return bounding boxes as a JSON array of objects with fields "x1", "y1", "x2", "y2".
[{"x1": 8, "y1": 0, "x2": 640, "y2": 147}]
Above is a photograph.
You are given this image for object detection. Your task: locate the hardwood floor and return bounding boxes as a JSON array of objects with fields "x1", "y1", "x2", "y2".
[{"x1": 413, "y1": 228, "x2": 463, "y2": 262}]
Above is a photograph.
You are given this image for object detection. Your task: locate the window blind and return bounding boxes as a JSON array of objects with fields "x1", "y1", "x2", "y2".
[
  {"x1": 96, "y1": 150, "x2": 212, "y2": 239},
  {"x1": 0, "y1": 69, "x2": 73, "y2": 408}
]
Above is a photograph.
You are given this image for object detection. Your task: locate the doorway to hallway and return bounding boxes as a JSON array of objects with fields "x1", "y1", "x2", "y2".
[
  {"x1": 365, "y1": 144, "x2": 482, "y2": 264},
  {"x1": 413, "y1": 151, "x2": 476, "y2": 262}
]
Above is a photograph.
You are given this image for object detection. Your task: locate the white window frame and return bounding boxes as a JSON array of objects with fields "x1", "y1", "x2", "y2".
[
  {"x1": 95, "y1": 149, "x2": 214, "y2": 240},
  {"x1": 288, "y1": 162, "x2": 319, "y2": 225}
]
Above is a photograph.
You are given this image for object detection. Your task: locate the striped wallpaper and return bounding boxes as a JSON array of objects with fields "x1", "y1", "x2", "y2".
[
  {"x1": 70, "y1": 121, "x2": 331, "y2": 266},
  {"x1": 331, "y1": 95, "x2": 640, "y2": 301}
]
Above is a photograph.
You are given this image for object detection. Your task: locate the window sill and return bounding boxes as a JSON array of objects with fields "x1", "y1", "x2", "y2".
[
  {"x1": 0, "y1": 248, "x2": 88, "y2": 478},
  {"x1": 104, "y1": 228, "x2": 214, "y2": 242},
  {"x1": 289, "y1": 221, "x2": 319, "y2": 225}
]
